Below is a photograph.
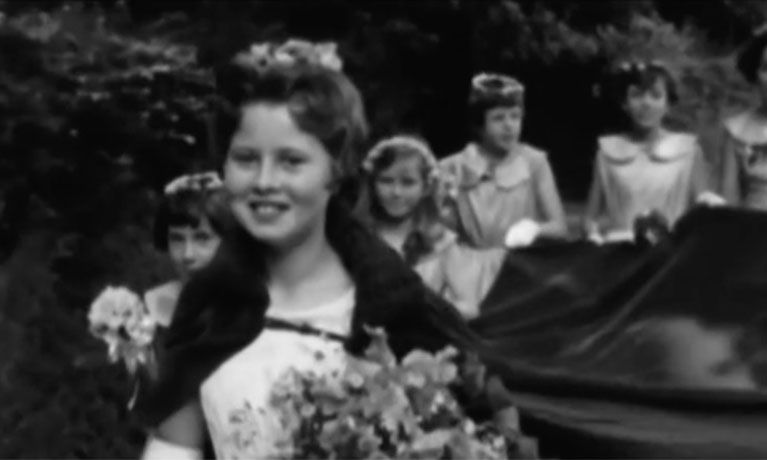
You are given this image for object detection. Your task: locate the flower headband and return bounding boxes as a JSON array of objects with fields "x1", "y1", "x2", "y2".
[
  {"x1": 233, "y1": 39, "x2": 343, "y2": 74},
  {"x1": 163, "y1": 171, "x2": 223, "y2": 196},
  {"x1": 615, "y1": 58, "x2": 667, "y2": 74},
  {"x1": 471, "y1": 73, "x2": 525, "y2": 97},
  {"x1": 362, "y1": 136, "x2": 440, "y2": 183}
]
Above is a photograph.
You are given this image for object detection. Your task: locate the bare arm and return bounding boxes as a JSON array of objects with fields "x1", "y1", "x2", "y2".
[
  {"x1": 720, "y1": 134, "x2": 742, "y2": 206},
  {"x1": 689, "y1": 142, "x2": 717, "y2": 199},
  {"x1": 533, "y1": 156, "x2": 567, "y2": 238},
  {"x1": 141, "y1": 400, "x2": 205, "y2": 460},
  {"x1": 583, "y1": 157, "x2": 604, "y2": 238}
]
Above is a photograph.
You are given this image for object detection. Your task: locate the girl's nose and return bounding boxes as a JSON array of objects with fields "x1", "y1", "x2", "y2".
[
  {"x1": 253, "y1": 160, "x2": 279, "y2": 191},
  {"x1": 182, "y1": 243, "x2": 196, "y2": 261}
]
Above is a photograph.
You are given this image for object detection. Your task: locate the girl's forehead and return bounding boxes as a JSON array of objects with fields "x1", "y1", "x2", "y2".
[
  {"x1": 487, "y1": 105, "x2": 523, "y2": 115},
  {"x1": 168, "y1": 217, "x2": 215, "y2": 232},
  {"x1": 380, "y1": 155, "x2": 424, "y2": 174},
  {"x1": 628, "y1": 77, "x2": 667, "y2": 92}
]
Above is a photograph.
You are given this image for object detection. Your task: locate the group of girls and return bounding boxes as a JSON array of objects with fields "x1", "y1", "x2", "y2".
[
  {"x1": 131, "y1": 29, "x2": 767, "y2": 459},
  {"x1": 146, "y1": 28, "x2": 767, "y2": 327}
]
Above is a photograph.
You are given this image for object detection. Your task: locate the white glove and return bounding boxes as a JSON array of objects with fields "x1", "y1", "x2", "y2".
[
  {"x1": 696, "y1": 191, "x2": 726, "y2": 207},
  {"x1": 603, "y1": 229, "x2": 635, "y2": 243},
  {"x1": 141, "y1": 436, "x2": 203, "y2": 460},
  {"x1": 504, "y1": 219, "x2": 541, "y2": 248},
  {"x1": 586, "y1": 231, "x2": 605, "y2": 245}
]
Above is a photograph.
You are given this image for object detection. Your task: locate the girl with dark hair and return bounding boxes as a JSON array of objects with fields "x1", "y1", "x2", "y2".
[
  {"x1": 136, "y1": 40, "x2": 518, "y2": 459},
  {"x1": 440, "y1": 73, "x2": 568, "y2": 249},
  {"x1": 721, "y1": 25, "x2": 767, "y2": 209},
  {"x1": 144, "y1": 172, "x2": 224, "y2": 328},
  {"x1": 354, "y1": 135, "x2": 506, "y2": 319},
  {"x1": 584, "y1": 60, "x2": 724, "y2": 243}
]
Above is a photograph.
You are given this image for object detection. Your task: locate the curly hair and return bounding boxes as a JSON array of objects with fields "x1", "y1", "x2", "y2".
[
  {"x1": 213, "y1": 54, "x2": 369, "y2": 187},
  {"x1": 353, "y1": 137, "x2": 446, "y2": 266}
]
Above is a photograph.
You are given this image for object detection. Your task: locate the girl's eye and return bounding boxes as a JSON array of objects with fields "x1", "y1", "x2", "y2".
[
  {"x1": 229, "y1": 150, "x2": 259, "y2": 164},
  {"x1": 282, "y1": 156, "x2": 304, "y2": 167},
  {"x1": 194, "y1": 232, "x2": 213, "y2": 243}
]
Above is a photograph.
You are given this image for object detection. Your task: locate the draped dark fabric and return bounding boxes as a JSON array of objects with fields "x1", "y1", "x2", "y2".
[
  {"x1": 471, "y1": 207, "x2": 767, "y2": 458},
  {"x1": 133, "y1": 197, "x2": 500, "y2": 429}
]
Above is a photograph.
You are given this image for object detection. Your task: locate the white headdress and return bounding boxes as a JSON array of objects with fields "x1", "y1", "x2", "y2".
[
  {"x1": 233, "y1": 39, "x2": 343, "y2": 74},
  {"x1": 163, "y1": 171, "x2": 223, "y2": 196},
  {"x1": 471, "y1": 73, "x2": 525, "y2": 98},
  {"x1": 362, "y1": 135, "x2": 440, "y2": 183}
]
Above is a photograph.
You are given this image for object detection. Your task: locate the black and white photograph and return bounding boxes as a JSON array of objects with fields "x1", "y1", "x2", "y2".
[{"x1": 2, "y1": 0, "x2": 767, "y2": 458}]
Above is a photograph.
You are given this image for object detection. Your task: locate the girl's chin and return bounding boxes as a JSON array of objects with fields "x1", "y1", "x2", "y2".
[{"x1": 381, "y1": 209, "x2": 415, "y2": 223}]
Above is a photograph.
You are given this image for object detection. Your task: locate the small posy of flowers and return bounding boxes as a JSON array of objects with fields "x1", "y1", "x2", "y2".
[
  {"x1": 268, "y1": 327, "x2": 523, "y2": 460},
  {"x1": 87, "y1": 285, "x2": 157, "y2": 375}
]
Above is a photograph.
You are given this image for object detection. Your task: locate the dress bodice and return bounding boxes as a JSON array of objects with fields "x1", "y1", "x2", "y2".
[
  {"x1": 591, "y1": 132, "x2": 706, "y2": 232},
  {"x1": 439, "y1": 143, "x2": 557, "y2": 248},
  {"x1": 199, "y1": 289, "x2": 355, "y2": 459}
]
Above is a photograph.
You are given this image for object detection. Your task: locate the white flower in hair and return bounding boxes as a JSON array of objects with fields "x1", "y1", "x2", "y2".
[
  {"x1": 238, "y1": 39, "x2": 344, "y2": 73},
  {"x1": 471, "y1": 72, "x2": 524, "y2": 96},
  {"x1": 163, "y1": 171, "x2": 223, "y2": 196},
  {"x1": 363, "y1": 135, "x2": 440, "y2": 183},
  {"x1": 315, "y1": 42, "x2": 343, "y2": 71}
]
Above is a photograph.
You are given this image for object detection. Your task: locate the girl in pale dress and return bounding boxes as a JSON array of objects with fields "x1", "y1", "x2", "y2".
[
  {"x1": 721, "y1": 26, "x2": 767, "y2": 210},
  {"x1": 354, "y1": 135, "x2": 506, "y2": 319},
  {"x1": 584, "y1": 60, "x2": 724, "y2": 242},
  {"x1": 440, "y1": 73, "x2": 568, "y2": 249},
  {"x1": 144, "y1": 172, "x2": 224, "y2": 329},
  {"x1": 136, "y1": 40, "x2": 519, "y2": 460}
]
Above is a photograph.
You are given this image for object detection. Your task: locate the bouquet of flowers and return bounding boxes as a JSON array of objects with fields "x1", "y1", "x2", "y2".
[
  {"x1": 269, "y1": 328, "x2": 536, "y2": 459},
  {"x1": 87, "y1": 285, "x2": 157, "y2": 377}
]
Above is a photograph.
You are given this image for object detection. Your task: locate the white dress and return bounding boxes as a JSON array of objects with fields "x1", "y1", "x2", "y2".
[{"x1": 199, "y1": 289, "x2": 355, "y2": 460}]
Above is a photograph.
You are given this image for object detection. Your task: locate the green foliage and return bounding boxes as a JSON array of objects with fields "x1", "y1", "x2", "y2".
[{"x1": 0, "y1": 1, "x2": 760, "y2": 457}]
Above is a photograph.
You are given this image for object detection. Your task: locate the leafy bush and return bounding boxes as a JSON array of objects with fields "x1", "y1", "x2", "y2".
[{"x1": 0, "y1": 1, "x2": 758, "y2": 457}]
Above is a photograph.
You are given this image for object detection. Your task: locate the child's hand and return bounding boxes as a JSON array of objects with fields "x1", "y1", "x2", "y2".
[{"x1": 504, "y1": 219, "x2": 541, "y2": 248}]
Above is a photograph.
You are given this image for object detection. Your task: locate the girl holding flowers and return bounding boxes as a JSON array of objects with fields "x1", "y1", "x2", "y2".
[{"x1": 135, "y1": 40, "x2": 519, "y2": 460}]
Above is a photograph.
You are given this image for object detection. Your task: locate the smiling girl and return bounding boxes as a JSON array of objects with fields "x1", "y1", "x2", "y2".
[
  {"x1": 136, "y1": 40, "x2": 518, "y2": 460},
  {"x1": 584, "y1": 60, "x2": 724, "y2": 242},
  {"x1": 355, "y1": 135, "x2": 506, "y2": 319}
]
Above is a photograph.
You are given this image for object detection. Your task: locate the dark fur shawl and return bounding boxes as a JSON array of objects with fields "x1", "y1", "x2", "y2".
[{"x1": 134, "y1": 197, "x2": 501, "y2": 427}]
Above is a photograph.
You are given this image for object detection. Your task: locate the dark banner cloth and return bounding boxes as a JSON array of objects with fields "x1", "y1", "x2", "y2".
[{"x1": 470, "y1": 207, "x2": 767, "y2": 458}]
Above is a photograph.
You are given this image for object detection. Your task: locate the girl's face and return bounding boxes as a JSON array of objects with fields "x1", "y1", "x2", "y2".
[
  {"x1": 480, "y1": 106, "x2": 523, "y2": 153},
  {"x1": 756, "y1": 47, "x2": 767, "y2": 101},
  {"x1": 167, "y1": 216, "x2": 221, "y2": 280},
  {"x1": 373, "y1": 155, "x2": 427, "y2": 221},
  {"x1": 224, "y1": 103, "x2": 335, "y2": 249},
  {"x1": 623, "y1": 78, "x2": 669, "y2": 131}
]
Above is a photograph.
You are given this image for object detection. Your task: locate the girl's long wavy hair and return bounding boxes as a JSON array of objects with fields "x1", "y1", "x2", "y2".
[{"x1": 354, "y1": 138, "x2": 446, "y2": 266}]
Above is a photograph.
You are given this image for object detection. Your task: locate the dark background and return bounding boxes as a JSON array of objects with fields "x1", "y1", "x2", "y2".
[{"x1": 0, "y1": 0, "x2": 764, "y2": 457}]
